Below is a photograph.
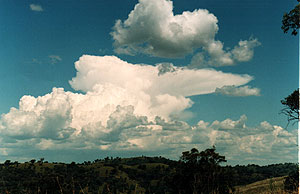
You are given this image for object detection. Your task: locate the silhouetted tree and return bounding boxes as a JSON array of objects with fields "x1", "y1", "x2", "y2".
[
  {"x1": 280, "y1": 1, "x2": 299, "y2": 127},
  {"x1": 170, "y1": 147, "x2": 233, "y2": 194},
  {"x1": 282, "y1": 0, "x2": 300, "y2": 35},
  {"x1": 281, "y1": 89, "x2": 299, "y2": 125},
  {"x1": 4, "y1": 160, "x2": 11, "y2": 166}
]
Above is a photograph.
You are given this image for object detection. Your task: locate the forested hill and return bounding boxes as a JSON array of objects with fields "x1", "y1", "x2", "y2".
[{"x1": 0, "y1": 150, "x2": 298, "y2": 193}]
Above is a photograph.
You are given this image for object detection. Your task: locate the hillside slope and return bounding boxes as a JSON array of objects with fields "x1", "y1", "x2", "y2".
[{"x1": 234, "y1": 176, "x2": 298, "y2": 194}]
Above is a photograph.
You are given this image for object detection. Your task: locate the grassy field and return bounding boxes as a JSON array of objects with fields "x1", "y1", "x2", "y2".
[{"x1": 234, "y1": 176, "x2": 298, "y2": 194}]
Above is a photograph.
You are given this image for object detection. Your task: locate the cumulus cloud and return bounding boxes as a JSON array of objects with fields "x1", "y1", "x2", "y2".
[
  {"x1": 0, "y1": 55, "x2": 282, "y2": 164},
  {"x1": 208, "y1": 115, "x2": 297, "y2": 164},
  {"x1": 215, "y1": 85, "x2": 261, "y2": 97},
  {"x1": 190, "y1": 38, "x2": 261, "y2": 68},
  {"x1": 0, "y1": 89, "x2": 74, "y2": 140},
  {"x1": 1, "y1": 55, "x2": 254, "y2": 137},
  {"x1": 111, "y1": 0, "x2": 260, "y2": 67},
  {"x1": 69, "y1": 55, "x2": 253, "y2": 98},
  {"x1": 111, "y1": 0, "x2": 218, "y2": 58},
  {"x1": 232, "y1": 38, "x2": 261, "y2": 62},
  {"x1": 30, "y1": 4, "x2": 43, "y2": 12},
  {"x1": 0, "y1": 105, "x2": 297, "y2": 164}
]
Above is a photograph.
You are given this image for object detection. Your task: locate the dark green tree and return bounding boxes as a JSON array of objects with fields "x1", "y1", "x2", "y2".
[
  {"x1": 281, "y1": 1, "x2": 299, "y2": 125},
  {"x1": 282, "y1": 0, "x2": 300, "y2": 35},
  {"x1": 281, "y1": 89, "x2": 299, "y2": 124},
  {"x1": 281, "y1": 1, "x2": 300, "y2": 124},
  {"x1": 30, "y1": 159, "x2": 36, "y2": 164},
  {"x1": 170, "y1": 147, "x2": 233, "y2": 194},
  {"x1": 4, "y1": 160, "x2": 11, "y2": 166}
]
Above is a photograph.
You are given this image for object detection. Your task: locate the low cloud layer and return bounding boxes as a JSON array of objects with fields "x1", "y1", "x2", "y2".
[
  {"x1": 111, "y1": 0, "x2": 260, "y2": 67},
  {"x1": 215, "y1": 85, "x2": 261, "y2": 97},
  {"x1": 0, "y1": 102, "x2": 296, "y2": 164},
  {"x1": 0, "y1": 55, "x2": 295, "y2": 164}
]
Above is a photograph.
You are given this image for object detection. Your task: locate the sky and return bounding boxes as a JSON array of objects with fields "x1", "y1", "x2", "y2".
[{"x1": 0, "y1": 0, "x2": 298, "y2": 165}]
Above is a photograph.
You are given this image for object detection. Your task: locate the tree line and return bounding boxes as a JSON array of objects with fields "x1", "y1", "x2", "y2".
[{"x1": 0, "y1": 147, "x2": 298, "y2": 194}]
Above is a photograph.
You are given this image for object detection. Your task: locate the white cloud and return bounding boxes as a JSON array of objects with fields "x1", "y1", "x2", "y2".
[
  {"x1": 111, "y1": 0, "x2": 260, "y2": 67},
  {"x1": 0, "y1": 55, "x2": 288, "y2": 164},
  {"x1": 207, "y1": 115, "x2": 297, "y2": 164},
  {"x1": 111, "y1": 0, "x2": 218, "y2": 58},
  {"x1": 49, "y1": 55, "x2": 62, "y2": 64},
  {"x1": 215, "y1": 85, "x2": 261, "y2": 96},
  {"x1": 205, "y1": 40, "x2": 234, "y2": 66},
  {"x1": 190, "y1": 38, "x2": 261, "y2": 68},
  {"x1": 0, "y1": 89, "x2": 75, "y2": 140},
  {"x1": 30, "y1": 4, "x2": 43, "y2": 12},
  {"x1": 69, "y1": 55, "x2": 253, "y2": 97},
  {"x1": 0, "y1": 107, "x2": 296, "y2": 164},
  {"x1": 1, "y1": 55, "x2": 254, "y2": 139},
  {"x1": 232, "y1": 38, "x2": 261, "y2": 62}
]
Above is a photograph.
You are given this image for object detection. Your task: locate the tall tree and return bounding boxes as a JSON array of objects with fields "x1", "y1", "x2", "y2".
[
  {"x1": 281, "y1": 89, "x2": 299, "y2": 124},
  {"x1": 170, "y1": 147, "x2": 233, "y2": 194},
  {"x1": 281, "y1": 0, "x2": 300, "y2": 35},
  {"x1": 281, "y1": 3, "x2": 299, "y2": 192},
  {"x1": 280, "y1": 1, "x2": 299, "y2": 124}
]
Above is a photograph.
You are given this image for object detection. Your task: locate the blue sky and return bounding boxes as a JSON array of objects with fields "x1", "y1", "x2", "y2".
[{"x1": 0, "y1": 0, "x2": 298, "y2": 165}]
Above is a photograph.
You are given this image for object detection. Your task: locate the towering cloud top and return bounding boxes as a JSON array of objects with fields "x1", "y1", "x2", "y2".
[
  {"x1": 70, "y1": 55, "x2": 253, "y2": 95},
  {"x1": 69, "y1": 55, "x2": 253, "y2": 120},
  {"x1": 111, "y1": 0, "x2": 218, "y2": 58},
  {"x1": 1, "y1": 55, "x2": 254, "y2": 139},
  {"x1": 111, "y1": 0, "x2": 260, "y2": 68},
  {"x1": 0, "y1": 56, "x2": 294, "y2": 164}
]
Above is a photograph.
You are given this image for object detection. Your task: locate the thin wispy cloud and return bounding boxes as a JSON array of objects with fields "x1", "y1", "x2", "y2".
[
  {"x1": 30, "y1": 4, "x2": 43, "y2": 12},
  {"x1": 31, "y1": 58, "x2": 42, "y2": 64},
  {"x1": 49, "y1": 55, "x2": 62, "y2": 64}
]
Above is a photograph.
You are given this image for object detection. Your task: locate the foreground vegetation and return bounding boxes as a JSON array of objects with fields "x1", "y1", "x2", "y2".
[
  {"x1": 235, "y1": 176, "x2": 288, "y2": 194},
  {"x1": 0, "y1": 147, "x2": 298, "y2": 194}
]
